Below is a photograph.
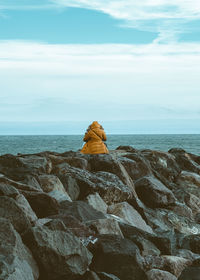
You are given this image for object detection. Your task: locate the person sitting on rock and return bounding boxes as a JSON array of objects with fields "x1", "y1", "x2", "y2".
[{"x1": 81, "y1": 121, "x2": 109, "y2": 154}]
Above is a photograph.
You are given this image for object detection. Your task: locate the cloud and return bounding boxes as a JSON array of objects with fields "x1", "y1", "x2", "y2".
[
  {"x1": 50, "y1": 0, "x2": 200, "y2": 42},
  {"x1": 0, "y1": 40, "x2": 200, "y2": 122}
]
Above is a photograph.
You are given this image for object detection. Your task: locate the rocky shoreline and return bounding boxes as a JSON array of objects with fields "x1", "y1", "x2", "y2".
[{"x1": 0, "y1": 146, "x2": 200, "y2": 280}]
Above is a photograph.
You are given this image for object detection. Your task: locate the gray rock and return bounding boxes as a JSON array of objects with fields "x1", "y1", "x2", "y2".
[
  {"x1": 59, "y1": 200, "x2": 106, "y2": 222},
  {"x1": 0, "y1": 196, "x2": 32, "y2": 233},
  {"x1": 23, "y1": 224, "x2": 93, "y2": 280},
  {"x1": 142, "y1": 255, "x2": 192, "y2": 277},
  {"x1": 90, "y1": 234, "x2": 147, "y2": 280},
  {"x1": 22, "y1": 191, "x2": 59, "y2": 218},
  {"x1": 86, "y1": 218, "x2": 124, "y2": 237},
  {"x1": 135, "y1": 176, "x2": 176, "y2": 208},
  {"x1": 107, "y1": 202, "x2": 153, "y2": 234},
  {"x1": 0, "y1": 218, "x2": 39, "y2": 280},
  {"x1": 146, "y1": 269, "x2": 177, "y2": 280},
  {"x1": 86, "y1": 192, "x2": 108, "y2": 214}
]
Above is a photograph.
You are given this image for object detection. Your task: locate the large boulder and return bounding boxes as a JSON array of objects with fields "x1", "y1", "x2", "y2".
[
  {"x1": 119, "y1": 153, "x2": 152, "y2": 181},
  {"x1": 141, "y1": 150, "x2": 180, "y2": 186},
  {"x1": 22, "y1": 191, "x2": 59, "y2": 218},
  {"x1": 86, "y1": 218, "x2": 124, "y2": 237},
  {"x1": 176, "y1": 171, "x2": 200, "y2": 199},
  {"x1": 54, "y1": 163, "x2": 134, "y2": 204},
  {"x1": 135, "y1": 176, "x2": 176, "y2": 208},
  {"x1": 38, "y1": 174, "x2": 72, "y2": 202},
  {"x1": 142, "y1": 255, "x2": 192, "y2": 278},
  {"x1": 90, "y1": 234, "x2": 147, "y2": 280},
  {"x1": 169, "y1": 149, "x2": 200, "y2": 175},
  {"x1": 0, "y1": 218, "x2": 39, "y2": 280},
  {"x1": 0, "y1": 196, "x2": 33, "y2": 233},
  {"x1": 23, "y1": 224, "x2": 93, "y2": 280},
  {"x1": 107, "y1": 202, "x2": 153, "y2": 234},
  {"x1": 86, "y1": 192, "x2": 108, "y2": 214},
  {"x1": 59, "y1": 200, "x2": 106, "y2": 222}
]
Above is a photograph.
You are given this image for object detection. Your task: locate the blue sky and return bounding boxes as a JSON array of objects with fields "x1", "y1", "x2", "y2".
[{"x1": 0, "y1": 0, "x2": 200, "y2": 134}]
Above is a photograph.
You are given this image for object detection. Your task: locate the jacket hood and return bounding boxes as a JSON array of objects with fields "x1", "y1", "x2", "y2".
[{"x1": 90, "y1": 121, "x2": 101, "y2": 129}]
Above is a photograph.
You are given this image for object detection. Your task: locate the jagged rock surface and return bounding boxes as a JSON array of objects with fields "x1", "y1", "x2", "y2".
[{"x1": 0, "y1": 146, "x2": 200, "y2": 279}]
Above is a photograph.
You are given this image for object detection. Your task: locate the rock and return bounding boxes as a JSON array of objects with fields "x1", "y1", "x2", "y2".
[
  {"x1": 0, "y1": 196, "x2": 32, "y2": 233},
  {"x1": 119, "y1": 153, "x2": 152, "y2": 181},
  {"x1": 176, "y1": 171, "x2": 200, "y2": 199},
  {"x1": 116, "y1": 145, "x2": 137, "y2": 152},
  {"x1": 86, "y1": 192, "x2": 108, "y2": 214},
  {"x1": 181, "y1": 234, "x2": 200, "y2": 254},
  {"x1": 90, "y1": 234, "x2": 147, "y2": 280},
  {"x1": 59, "y1": 200, "x2": 106, "y2": 222},
  {"x1": 63, "y1": 156, "x2": 89, "y2": 170},
  {"x1": 97, "y1": 272, "x2": 121, "y2": 280},
  {"x1": 169, "y1": 149, "x2": 200, "y2": 175},
  {"x1": 0, "y1": 175, "x2": 40, "y2": 192},
  {"x1": 0, "y1": 217, "x2": 39, "y2": 280},
  {"x1": 83, "y1": 271, "x2": 101, "y2": 280},
  {"x1": 146, "y1": 269, "x2": 177, "y2": 280},
  {"x1": 142, "y1": 255, "x2": 192, "y2": 277},
  {"x1": 185, "y1": 193, "x2": 200, "y2": 217},
  {"x1": 20, "y1": 175, "x2": 42, "y2": 191},
  {"x1": 86, "y1": 153, "x2": 136, "y2": 196},
  {"x1": 169, "y1": 202, "x2": 194, "y2": 220},
  {"x1": 23, "y1": 224, "x2": 93, "y2": 280},
  {"x1": 15, "y1": 194, "x2": 38, "y2": 224},
  {"x1": 141, "y1": 150, "x2": 180, "y2": 185},
  {"x1": 135, "y1": 176, "x2": 176, "y2": 208},
  {"x1": 60, "y1": 173, "x2": 80, "y2": 200},
  {"x1": 38, "y1": 174, "x2": 65, "y2": 193},
  {"x1": 179, "y1": 260, "x2": 200, "y2": 280},
  {"x1": 54, "y1": 163, "x2": 134, "y2": 204},
  {"x1": 22, "y1": 191, "x2": 59, "y2": 218},
  {"x1": 48, "y1": 189, "x2": 72, "y2": 202},
  {"x1": 86, "y1": 218, "x2": 124, "y2": 238},
  {"x1": 18, "y1": 155, "x2": 52, "y2": 174},
  {"x1": 48, "y1": 214, "x2": 95, "y2": 240},
  {"x1": 0, "y1": 182, "x2": 19, "y2": 197},
  {"x1": 107, "y1": 202, "x2": 153, "y2": 234}
]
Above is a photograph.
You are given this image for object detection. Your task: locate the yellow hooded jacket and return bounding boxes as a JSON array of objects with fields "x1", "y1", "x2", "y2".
[{"x1": 81, "y1": 121, "x2": 109, "y2": 154}]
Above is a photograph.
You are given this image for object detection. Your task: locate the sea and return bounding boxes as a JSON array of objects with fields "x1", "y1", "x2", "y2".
[{"x1": 0, "y1": 134, "x2": 199, "y2": 156}]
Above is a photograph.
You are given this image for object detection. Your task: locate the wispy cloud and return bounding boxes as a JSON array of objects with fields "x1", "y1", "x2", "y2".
[
  {"x1": 51, "y1": 0, "x2": 200, "y2": 42},
  {"x1": 1, "y1": 0, "x2": 199, "y2": 42}
]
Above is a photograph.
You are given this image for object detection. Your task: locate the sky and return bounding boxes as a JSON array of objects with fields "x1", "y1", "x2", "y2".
[{"x1": 0, "y1": 0, "x2": 200, "y2": 134}]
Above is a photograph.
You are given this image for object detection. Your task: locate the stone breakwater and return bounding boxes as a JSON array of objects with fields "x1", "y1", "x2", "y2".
[{"x1": 0, "y1": 146, "x2": 200, "y2": 280}]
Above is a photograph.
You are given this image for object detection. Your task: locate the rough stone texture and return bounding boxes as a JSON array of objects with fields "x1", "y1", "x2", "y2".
[
  {"x1": 142, "y1": 255, "x2": 192, "y2": 277},
  {"x1": 185, "y1": 193, "x2": 200, "y2": 217},
  {"x1": 38, "y1": 174, "x2": 64, "y2": 192},
  {"x1": 0, "y1": 218, "x2": 39, "y2": 280},
  {"x1": 119, "y1": 153, "x2": 152, "y2": 182},
  {"x1": 90, "y1": 234, "x2": 147, "y2": 280},
  {"x1": 108, "y1": 202, "x2": 153, "y2": 234},
  {"x1": 176, "y1": 171, "x2": 200, "y2": 199},
  {"x1": 15, "y1": 194, "x2": 38, "y2": 224},
  {"x1": 23, "y1": 224, "x2": 93, "y2": 280},
  {"x1": 59, "y1": 200, "x2": 106, "y2": 222},
  {"x1": 48, "y1": 214, "x2": 95, "y2": 239},
  {"x1": 0, "y1": 196, "x2": 32, "y2": 233},
  {"x1": 0, "y1": 182, "x2": 19, "y2": 197},
  {"x1": 181, "y1": 234, "x2": 200, "y2": 254},
  {"x1": 135, "y1": 176, "x2": 176, "y2": 208},
  {"x1": 22, "y1": 191, "x2": 59, "y2": 218},
  {"x1": 86, "y1": 218, "x2": 124, "y2": 237},
  {"x1": 146, "y1": 269, "x2": 177, "y2": 280},
  {"x1": 48, "y1": 189, "x2": 72, "y2": 202},
  {"x1": 54, "y1": 163, "x2": 134, "y2": 204},
  {"x1": 86, "y1": 192, "x2": 108, "y2": 214}
]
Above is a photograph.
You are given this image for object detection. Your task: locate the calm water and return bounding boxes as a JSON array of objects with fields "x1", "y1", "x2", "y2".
[{"x1": 0, "y1": 134, "x2": 199, "y2": 156}]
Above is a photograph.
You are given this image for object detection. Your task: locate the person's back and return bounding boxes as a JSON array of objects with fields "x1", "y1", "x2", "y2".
[{"x1": 81, "y1": 121, "x2": 109, "y2": 154}]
